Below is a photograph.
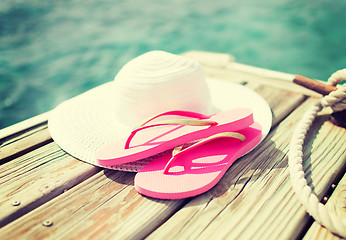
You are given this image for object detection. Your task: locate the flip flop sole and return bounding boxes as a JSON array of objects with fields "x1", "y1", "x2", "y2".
[
  {"x1": 96, "y1": 108, "x2": 254, "y2": 166},
  {"x1": 134, "y1": 122, "x2": 262, "y2": 199}
]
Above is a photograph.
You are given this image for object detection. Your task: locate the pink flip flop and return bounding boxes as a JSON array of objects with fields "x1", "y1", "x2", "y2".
[
  {"x1": 134, "y1": 122, "x2": 262, "y2": 199},
  {"x1": 96, "y1": 108, "x2": 254, "y2": 166}
]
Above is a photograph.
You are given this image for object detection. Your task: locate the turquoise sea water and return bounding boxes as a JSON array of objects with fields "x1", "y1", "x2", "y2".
[{"x1": 1, "y1": 0, "x2": 346, "y2": 129}]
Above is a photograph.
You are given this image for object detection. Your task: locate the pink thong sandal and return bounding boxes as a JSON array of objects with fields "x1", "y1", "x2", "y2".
[
  {"x1": 96, "y1": 108, "x2": 254, "y2": 166},
  {"x1": 134, "y1": 122, "x2": 262, "y2": 199}
]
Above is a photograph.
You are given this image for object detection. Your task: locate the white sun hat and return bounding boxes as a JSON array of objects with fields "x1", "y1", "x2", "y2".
[{"x1": 48, "y1": 51, "x2": 272, "y2": 172}]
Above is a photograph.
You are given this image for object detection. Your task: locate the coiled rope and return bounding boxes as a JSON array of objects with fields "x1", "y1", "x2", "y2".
[{"x1": 289, "y1": 69, "x2": 346, "y2": 237}]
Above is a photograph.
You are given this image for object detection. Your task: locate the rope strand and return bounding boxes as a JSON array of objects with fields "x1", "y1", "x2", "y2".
[{"x1": 288, "y1": 69, "x2": 346, "y2": 237}]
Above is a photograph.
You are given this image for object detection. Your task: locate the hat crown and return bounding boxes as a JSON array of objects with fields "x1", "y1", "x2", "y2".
[{"x1": 113, "y1": 51, "x2": 212, "y2": 127}]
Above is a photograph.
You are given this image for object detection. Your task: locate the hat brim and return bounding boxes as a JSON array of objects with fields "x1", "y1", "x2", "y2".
[{"x1": 48, "y1": 78, "x2": 272, "y2": 172}]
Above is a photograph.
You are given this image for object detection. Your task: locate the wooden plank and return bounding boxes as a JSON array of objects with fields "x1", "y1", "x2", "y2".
[
  {"x1": 0, "y1": 124, "x2": 52, "y2": 163},
  {"x1": 0, "y1": 169, "x2": 188, "y2": 239},
  {"x1": 147, "y1": 98, "x2": 346, "y2": 240},
  {"x1": 208, "y1": 63, "x2": 322, "y2": 97},
  {"x1": 250, "y1": 84, "x2": 306, "y2": 127},
  {"x1": 0, "y1": 111, "x2": 50, "y2": 140},
  {"x1": 303, "y1": 174, "x2": 346, "y2": 240},
  {"x1": 183, "y1": 51, "x2": 323, "y2": 97},
  {"x1": 214, "y1": 79, "x2": 306, "y2": 128},
  {"x1": 0, "y1": 142, "x2": 99, "y2": 228}
]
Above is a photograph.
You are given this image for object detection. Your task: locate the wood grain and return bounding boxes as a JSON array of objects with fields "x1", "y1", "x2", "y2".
[
  {"x1": 183, "y1": 51, "x2": 322, "y2": 98},
  {"x1": 0, "y1": 169, "x2": 188, "y2": 239},
  {"x1": 0, "y1": 111, "x2": 50, "y2": 140},
  {"x1": 0, "y1": 124, "x2": 52, "y2": 163},
  {"x1": 251, "y1": 84, "x2": 306, "y2": 127},
  {"x1": 210, "y1": 78, "x2": 306, "y2": 128},
  {"x1": 303, "y1": 174, "x2": 346, "y2": 240},
  {"x1": 0, "y1": 142, "x2": 99, "y2": 228}
]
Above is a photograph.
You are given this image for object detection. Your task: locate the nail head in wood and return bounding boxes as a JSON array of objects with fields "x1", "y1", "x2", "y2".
[
  {"x1": 42, "y1": 220, "x2": 53, "y2": 227},
  {"x1": 11, "y1": 200, "x2": 21, "y2": 206}
]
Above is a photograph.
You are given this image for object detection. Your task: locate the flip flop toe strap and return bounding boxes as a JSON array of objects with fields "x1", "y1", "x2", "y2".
[
  {"x1": 125, "y1": 110, "x2": 217, "y2": 149},
  {"x1": 163, "y1": 132, "x2": 246, "y2": 174},
  {"x1": 134, "y1": 110, "x2": 212, "y2": 129}
]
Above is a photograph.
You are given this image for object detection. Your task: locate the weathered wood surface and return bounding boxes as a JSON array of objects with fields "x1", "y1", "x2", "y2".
[
  {"x1": 0, "y1": 124, "x2": 52, "y2": 163},
  {"x1": 303, "y1": 174, "x2": 346, "y2": 240},
  {"x1": 0, "y1": 51, "x2": 345, "y2": 239},
  {"x1": 182, "y1": 51, "x2": 324, "y2": 97},
  {"x1": 0, "y1": 111, "x2": 50, "y2": 140}
]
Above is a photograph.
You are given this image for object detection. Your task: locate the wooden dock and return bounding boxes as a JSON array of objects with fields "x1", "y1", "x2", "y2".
[{"x1": 0, "y1": 51, "x2": 345, "y2": 239}]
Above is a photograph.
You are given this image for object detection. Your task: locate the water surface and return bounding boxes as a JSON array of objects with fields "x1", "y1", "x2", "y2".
[{"x1": 1, "y1": 0, "x2": 345, "y2": 128}]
